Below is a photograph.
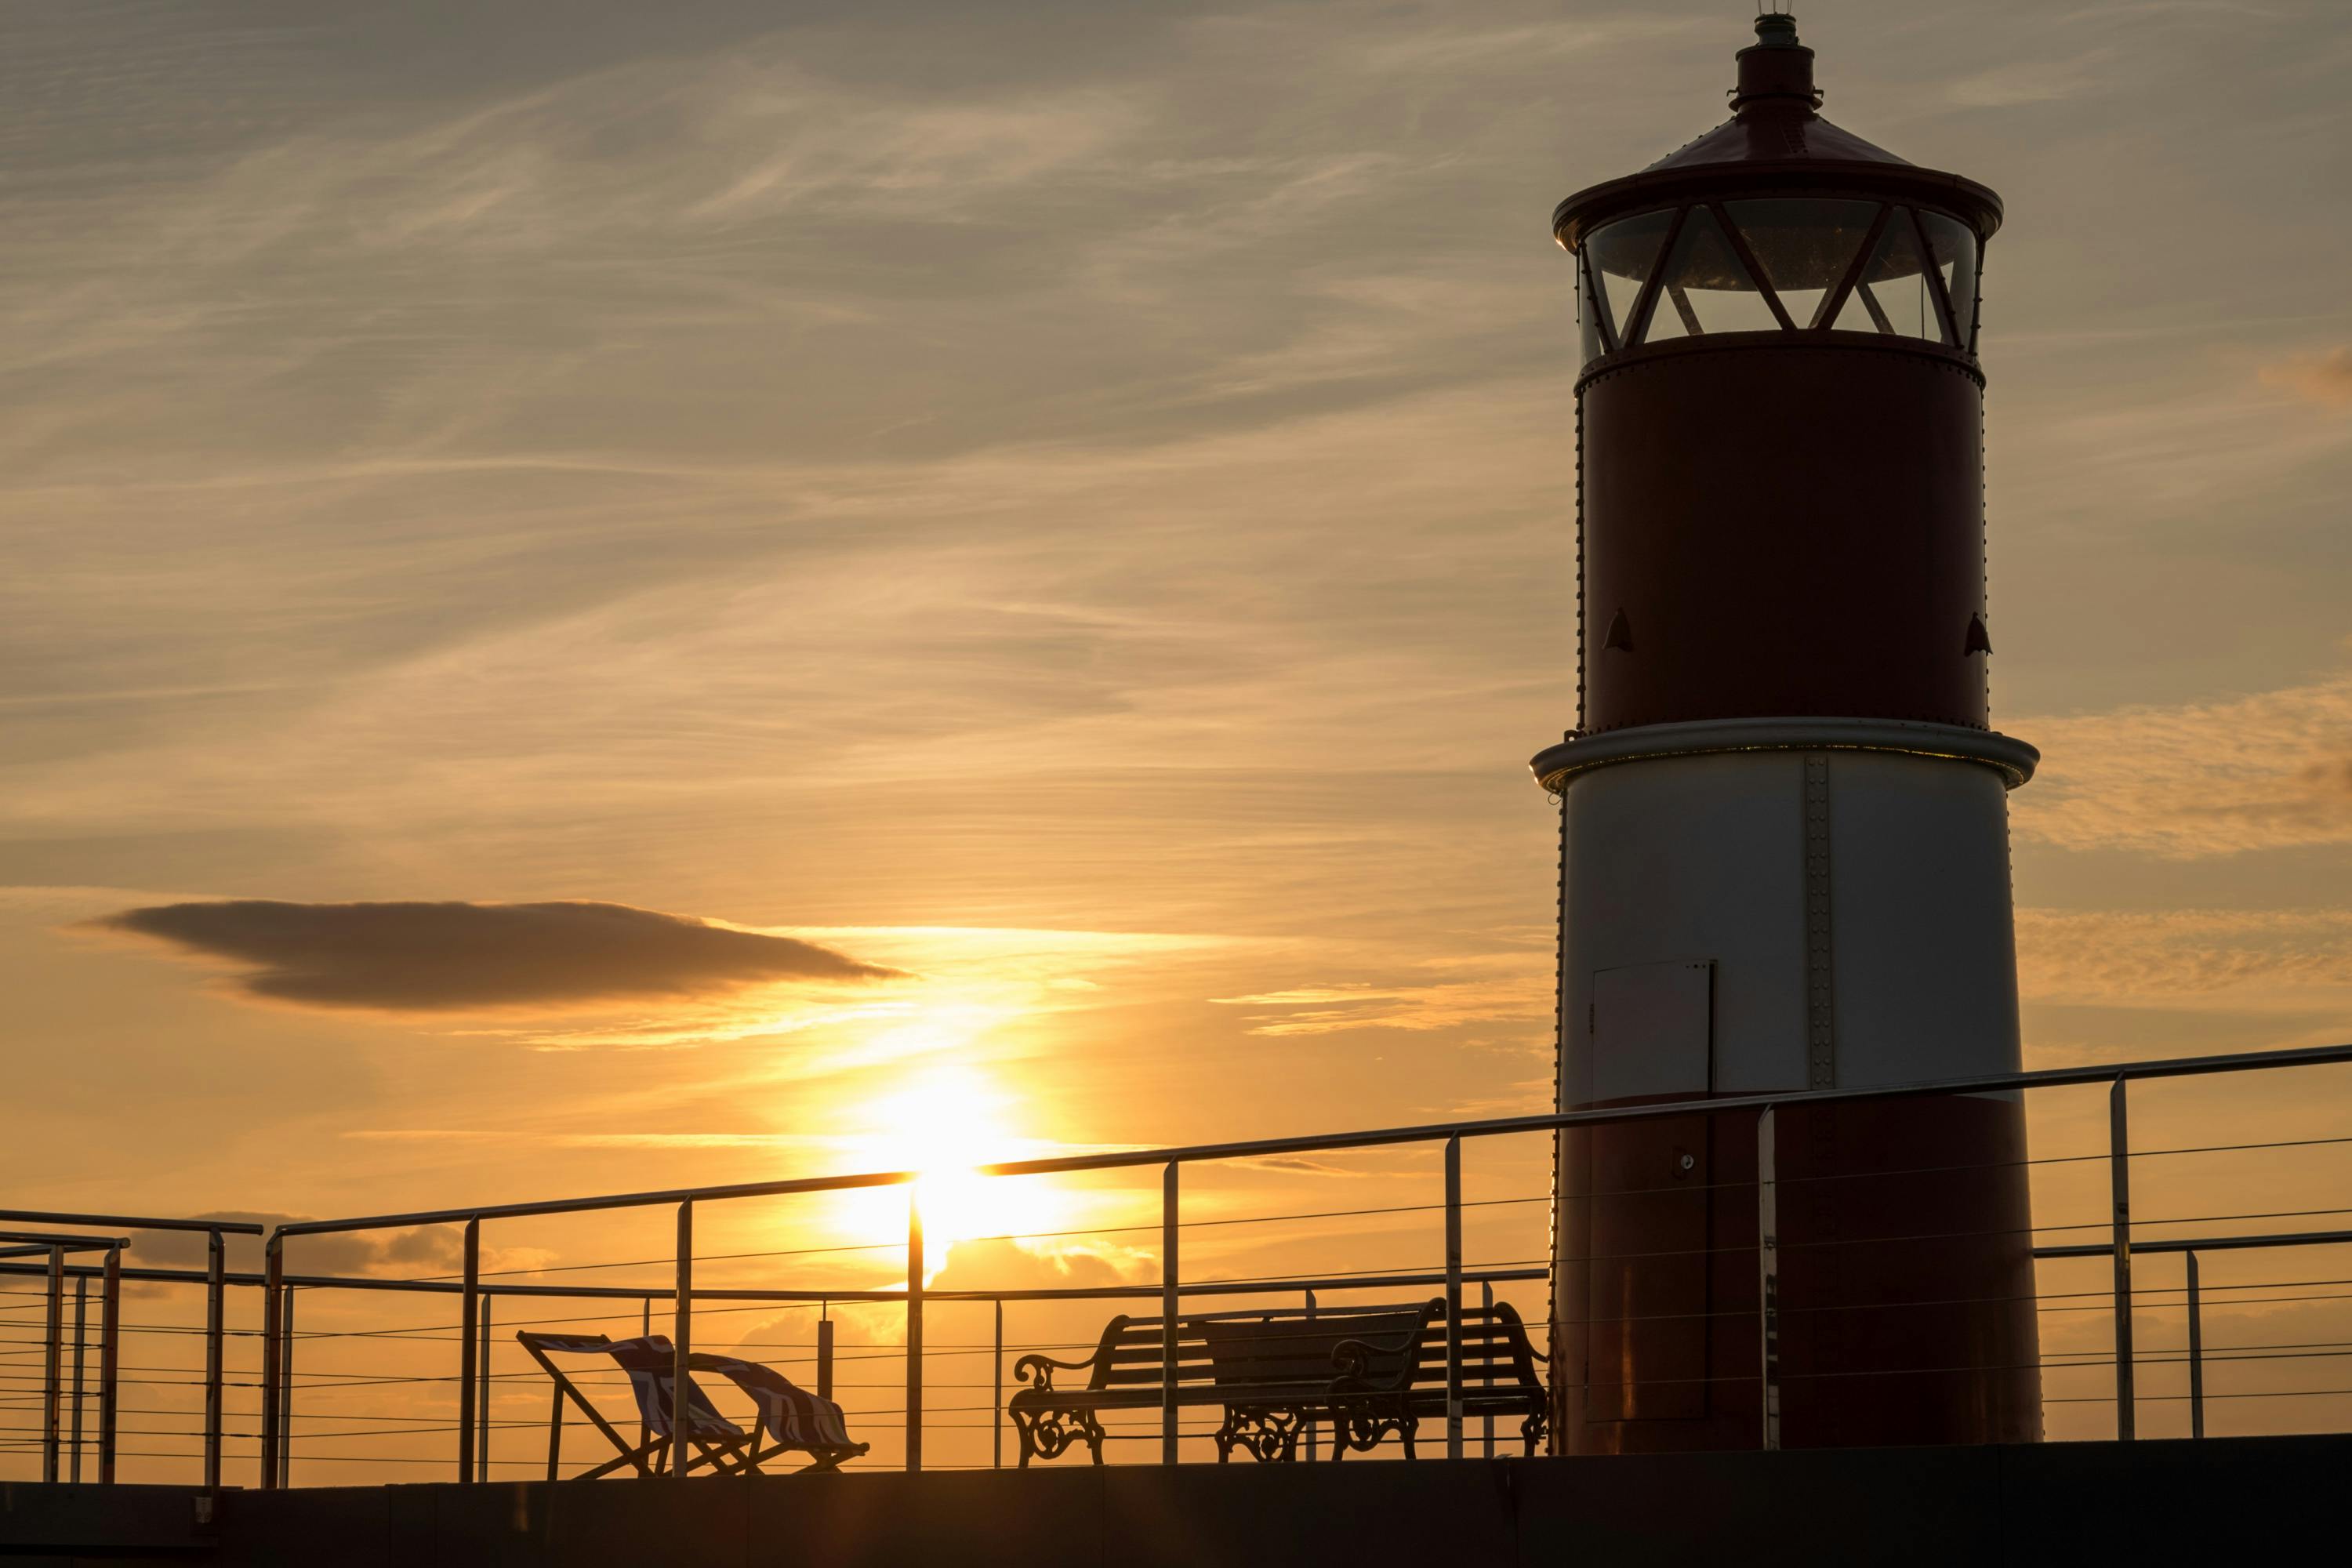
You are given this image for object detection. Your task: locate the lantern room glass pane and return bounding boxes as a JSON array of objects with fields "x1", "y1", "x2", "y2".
[
  {"x1": 1726, "y1": 198, "x2": 1878, "y2": 329},
  {"x1": 1577, "y1": 249, "x2": 1609, "y2": 364},
  {"x1": 1581, "y1": 208, "x2": 1674, "y2": 350},
  {"x1": 1626, "y1": 207, "x2": 1777, "y2": 347},
  {"x1": 1643, "y1": 267, "x2": 1694, "y2": 343},
  {"x1": 1916, "y1": 209, "x2": 1979, "y2": 349},
  {"x1": 1646, "y1": 205, "x2": 1780, "y2": 338},
  {"x1": 1828, "y1": 205, "x2": 1940, "y2": 341}
]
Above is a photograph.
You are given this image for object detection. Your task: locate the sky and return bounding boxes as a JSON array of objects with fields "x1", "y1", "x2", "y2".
[{"x1": 3, "y1": 0, "x2": 2351, "y2": 1477}]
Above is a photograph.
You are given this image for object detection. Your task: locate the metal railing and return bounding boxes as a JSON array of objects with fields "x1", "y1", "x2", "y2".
[
  {"x1": 0, "y1": 1212, "x2": 262, "y2": 1487},
  {"x1": 0, "y1": 1253, "x2": 1546, "y2": 1482},
  {"x1": 2034, "y1": 1225, "x2": 2352, "y2": 1440},
  {"x1": 6, "y1": 1040, "x2": 2352, "y2": 1486},
  {"x1": 0, "y1": 1232, "x2": 121, "y2": 1484}
]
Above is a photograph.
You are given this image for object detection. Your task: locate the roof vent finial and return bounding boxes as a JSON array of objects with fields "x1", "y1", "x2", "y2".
[{"x1": 1734, "y1": 11, "x2": 1820, "y2": 115}]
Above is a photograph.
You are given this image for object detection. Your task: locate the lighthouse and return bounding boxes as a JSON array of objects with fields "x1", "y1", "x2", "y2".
[{"x1": 1537, "y1": 15, "x2": 2042, "y2": 1452}]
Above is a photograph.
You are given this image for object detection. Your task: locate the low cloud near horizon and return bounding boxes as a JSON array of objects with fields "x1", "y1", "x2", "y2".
[
  {"x1": 125, "y1": 1211, "x2": 551, "y2": 1283},
  {"x1": 89, "y1": 898, "x2": 902, "y2": 1012}
]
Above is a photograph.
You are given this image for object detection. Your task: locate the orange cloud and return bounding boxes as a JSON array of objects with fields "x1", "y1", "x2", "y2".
[
  {"x1": 2016, "y1": 909, "x2": 2352, "y2": 1009},
  {"x1": 2260, "y1": 347, "x2": 2352, "y2": 408},
  {"x1": 1208, "y1": 951, "x2": 1553, "y2": 1038},
  {"x1": 2016, "y1": 671, "x2": 2352, "y2": 858}
]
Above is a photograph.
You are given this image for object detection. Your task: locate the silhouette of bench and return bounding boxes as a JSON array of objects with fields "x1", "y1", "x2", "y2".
[
  {"x1": 1396, "y1": 1301, "x2": 1550, "y2": 1458},
  {"x1": 1007, "y1": 1298, "x2": 1547, "y2": 1464}
]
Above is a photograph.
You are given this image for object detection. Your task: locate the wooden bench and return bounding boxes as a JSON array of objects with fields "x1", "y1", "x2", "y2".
[
  {"x1": 1397, "y1": 1300, "x2": 1550, "y2": 1458},
  {"x1": 1007, "y1": 1298, "x2": 1548, "y2": 1465}
]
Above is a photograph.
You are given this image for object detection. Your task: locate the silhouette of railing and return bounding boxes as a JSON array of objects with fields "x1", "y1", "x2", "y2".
[
  {"x1": 6, "y1": 1040, "x2": 2352, "y2": 1486},
  {"x1": 0, "y1": 1211, "x2": 261, "y2": 1486}
]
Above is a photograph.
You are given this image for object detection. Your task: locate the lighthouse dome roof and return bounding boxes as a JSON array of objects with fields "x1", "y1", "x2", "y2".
[
  {"x1": 1552, "y1": 15, "x2": 2002, "y2": 252},
  {"x1": 1643, "y1": 111, "x2": 1911, "y2": 175}
]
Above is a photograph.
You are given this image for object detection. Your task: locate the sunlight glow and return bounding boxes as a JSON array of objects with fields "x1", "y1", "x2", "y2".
[{"x1": 834, "y1": 1059, "x2": 1067, "y2": 1275}]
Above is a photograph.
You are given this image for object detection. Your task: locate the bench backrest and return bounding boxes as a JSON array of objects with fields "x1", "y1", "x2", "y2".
[
  {"x1": 1410, "y1": 1301, "x2": 1544, "y2": 1391},
  {"x1": 1200, "y1": 1308, "x2": 1428, "y2": 1390},
  {"x1": 1082, "y1": 1301, "x2": 1443, "y2": 1395}
]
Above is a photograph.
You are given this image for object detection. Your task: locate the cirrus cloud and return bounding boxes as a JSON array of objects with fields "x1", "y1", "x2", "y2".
[
  {"x1": 88, "y1": 898, "x2": 902, "y2": 1013},
  {"x1": 2016, "y1": 907, "x2": 2352, "y2": 1009},
  {"x1": 2015, "y1": 669, "x2": 2352, "y2": 858}
]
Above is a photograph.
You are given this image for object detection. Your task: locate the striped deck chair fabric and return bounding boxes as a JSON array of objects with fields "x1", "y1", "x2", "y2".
[
  {"x1": 593, "y1": 1335, "x2": 747, "y2": 1442},
  {"x1": 521, "y1": 1330, "x2": 865, "y2": 1479},
  {"x1": 690, "y1": 1353, "x2": 863, "y2": 1461}
]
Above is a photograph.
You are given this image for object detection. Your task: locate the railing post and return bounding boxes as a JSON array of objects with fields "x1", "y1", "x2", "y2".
[
  {"x1": 43, "y1": 1246, "x2": 64, "y2": 1484},
  {"x1": 71, "y1": 1274, "x2": 87, "y2": 1484},
  {"x1": 1481, "y1": 1279, "x2": 1496, "y2": 1459},
  {"x1": 477, "y1": 1290, "x2": 494, "y2": 1482},
  {"x1": 1444, "y1": 1134, "x2": 1463, "y2": 1460},
  {"x1": 260, "y1": 1233, "x2": 283, "y2": 1489},
  {"x1": 2186, "y1": 1250, "x2": 2204, "y2": 1440},
  {"x1": 993, "y1": 1300, "x2": 1004, "y2": 1470},
  {"x1": 818, "y1": 1308, "x2": 834, "y2": 1402},
  {"x1": 2110, "y1": 1078, "x2": 2134, "y2": 1441},
  {"x1": 673, "y1": 1201, "x2": 694, "y2": 1481},
  {"x1": 1305, "y1": 1290, "x2": 1318, "y2": 1461},
  {"x1": 278, "y1": 1286, "x2": 296, "y2": 1488},
  {"x1": 98, "y1": 1247, "x2": 119, "y2": 1484},
  {"x1": 1758, "y1": 1106, "x2": 1780, "y2": 1450},
  {"x1": 1163, "y1": 1160, "x2": 1180, "y2": 1465},
  {"x1": 204, "y1": 1230, "x2": 225, "y2": 1489},
  {"x1": 458, "y1": 1218, "x2": 480, "y2": 1483},
  {"x1": 906, "y1": 1185, "x2": 924, "y2": 1472},
  {"x1": 546, "y1": 1375, "x2": 564, "y2": 1482}
]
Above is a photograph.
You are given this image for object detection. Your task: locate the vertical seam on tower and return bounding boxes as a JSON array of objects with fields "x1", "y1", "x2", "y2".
[
  {"x1": 1977, "y1": 244, "x2": 1992, "y2": 725},
  {"x1": 1574, "y1": 394, "x2": 1587, "y2": 731},
  {"x1": 1803, "y1": 754, "x2": 1836, "y2": 1089}
]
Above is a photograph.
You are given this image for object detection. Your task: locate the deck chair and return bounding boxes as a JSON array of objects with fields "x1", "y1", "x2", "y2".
[
  {"x1": 519, "y1": 1332, "x2": 760, "y2": 1480},
  {"x1": 520, "y1": 1331, "x2": 864, "y2": 1479},
  {"x1": 690, "y1": 1352, "x2": 869, "y2": 1471}
]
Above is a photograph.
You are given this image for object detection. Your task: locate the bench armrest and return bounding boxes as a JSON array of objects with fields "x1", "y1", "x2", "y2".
[
  {"x1": 1011, "y1": 1352, "x2": 1099, "y2": 1393},
  {"x1": 1328, "y1": 1327, "x2": 1428, "y2": 1388}
]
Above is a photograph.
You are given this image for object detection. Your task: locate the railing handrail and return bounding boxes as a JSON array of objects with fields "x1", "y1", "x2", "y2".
[
  {"x1": 270, "y1": 1040, "x2": 2352, "y2": 1238},
  {"x1": 2035, "y1": 1226, "x2": 2352, "y2": 1260},
  {"x1": 0, "y1": 1231, "x2": 129, "y2": 1253},
  {"x1": 0, "y1": 1209, "x2": 264, "y2": 1236},
  {"x1": 0, "y1": 1258, "x2": 1545, "y2": 1303}
]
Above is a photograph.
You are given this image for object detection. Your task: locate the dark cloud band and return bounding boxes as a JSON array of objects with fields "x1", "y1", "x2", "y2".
[
  {"x1": 126, "y1": 1212, "x2": 458, "y2": 1277},
  {"x1": 92, "y1": 898, "x2": 901, "y2": 1011}
]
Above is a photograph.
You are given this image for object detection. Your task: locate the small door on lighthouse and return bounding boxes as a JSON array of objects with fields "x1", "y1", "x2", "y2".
[
  {"x1": 1586, "y1": 960, "x2": 1713, "y2": 1422},
  {"x1": 1591, "y1": 961, "x2": 1712, "y2": 1102}
]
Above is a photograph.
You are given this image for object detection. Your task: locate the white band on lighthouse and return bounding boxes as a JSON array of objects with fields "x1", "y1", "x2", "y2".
[{"x1": 1557, "y1": 735, "x2": 2027, "y2": 1102}]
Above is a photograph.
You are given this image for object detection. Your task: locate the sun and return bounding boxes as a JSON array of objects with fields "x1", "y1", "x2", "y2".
[{"x1": 836, "y1": 1065, "x2": 1065, "y2": 1270}]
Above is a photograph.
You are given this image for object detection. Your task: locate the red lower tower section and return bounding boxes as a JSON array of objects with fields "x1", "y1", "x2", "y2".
[{"x1": 1562, "y1": 1098, "x2": 2040, "y2": 1449}]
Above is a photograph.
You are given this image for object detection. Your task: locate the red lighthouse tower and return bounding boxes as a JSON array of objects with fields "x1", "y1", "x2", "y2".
[{"x1": 1537, "y1": 15, "x2": 2042, "y2": 1452}]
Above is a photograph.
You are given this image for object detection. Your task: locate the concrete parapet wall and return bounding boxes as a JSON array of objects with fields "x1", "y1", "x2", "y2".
[{"x1": 8, "y1": 1436, "x2": 2343, "y2": 1566}]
